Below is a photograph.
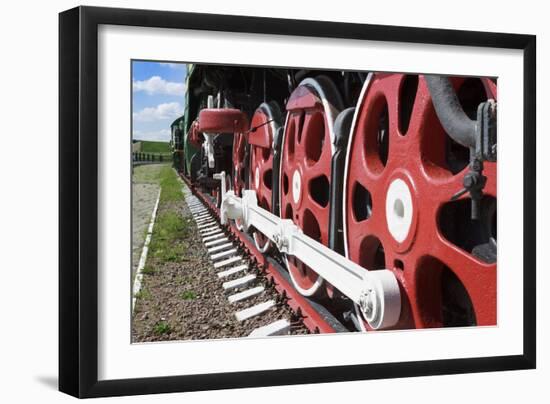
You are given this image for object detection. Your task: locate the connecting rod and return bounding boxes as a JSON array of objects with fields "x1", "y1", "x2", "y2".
[{"x1": 214, "y1": 172, "x2": 401, "y2": 329}]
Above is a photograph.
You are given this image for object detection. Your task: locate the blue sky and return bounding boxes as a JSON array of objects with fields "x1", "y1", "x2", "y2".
[{"x1": 132, "y1": 61, "x2": 187, "y2": 142}]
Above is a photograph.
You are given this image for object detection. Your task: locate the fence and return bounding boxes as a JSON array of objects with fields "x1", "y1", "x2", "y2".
[{"x1": 132, "y1": 152, "x2": 172, "y2": 164}]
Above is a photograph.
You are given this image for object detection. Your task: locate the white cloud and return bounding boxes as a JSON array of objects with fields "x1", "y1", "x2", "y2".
[
  {"x1": 132, "y1": 76, "x2": 186, "y2": 96},
  {"x1": 133, "y1": 128, "x2": 171, "y2": 142},
  {"x1": 133, "y1": 102, "x2": 184, "y2": 122},
  {"x1": 159, "y1": 63, "x2": 186, "y2": 70}
]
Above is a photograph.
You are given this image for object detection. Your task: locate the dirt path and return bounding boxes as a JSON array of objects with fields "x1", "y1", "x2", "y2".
[{"x1": 132, "y1": 164, "x2": 166, "y2": 279}]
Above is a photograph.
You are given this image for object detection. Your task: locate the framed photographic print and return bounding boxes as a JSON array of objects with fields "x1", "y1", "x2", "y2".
[{"x1": 59, "y1": 5, "x2": 536, "y2": 398}]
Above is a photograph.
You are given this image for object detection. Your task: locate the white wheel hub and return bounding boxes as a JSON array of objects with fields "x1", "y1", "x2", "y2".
[
  {"x1": 292, "y1": 170, "x2": 302, "y2": 204},
  {"x1": 385, "y1": 178, "x2": 413, "y2": 243}
]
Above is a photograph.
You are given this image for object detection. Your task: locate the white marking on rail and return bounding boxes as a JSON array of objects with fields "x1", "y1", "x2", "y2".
[
  {"x1": 196, "y1": 216, "x2": 213, "y2": 223},
  {"x1": 210, "y1": 248, "x2": 237, "y2": 261},
  {"x1": 204, "y1": 237, "x2": 229, "y2": 247},
  {"x1": 195, "y1": 219, "x2": 212, "y2": 225},
  {"x1": 217, "y1": 264, "x2": 248, "y2": 278},
  {"x1": 203, "y1": 233, "x2": 225, "y2": 242},
  {"x1": 223, "y1": 274, "x2": 256, "y2": 291},
  {"x1": 200, "y1": 227, "x2": 220, "y2": 234},
  {"x1": 248, "y1": 319, "x2": 290, "y2": 337},
  {"x1": 201, "y1": 229, "x2": 222, "y2": 237},
  {"x1": 198, "y1": 223, "x2": 217, "y2": 230},
  {"x1": 195, "y1": 215, "x2": 211, "y2": 222},
  {"x1": 207, "y1": 242, "x2": 234, "y2": 253},
  {"x1": 201, "y1": 232, "x2": 223, "y2": 241},
  {"x1": 132, "y1": 188, "x2": 161, "y2": 313},
  {"x1": 235, "y1": 300, "x2": 275, "y2": 321},
  {"x1": 198, "y1": 222, "x2": 216, "y2": 230},
  {"x1": 227, "y1": 286, "x2": 264, "y2": 303},
  {"x1": 214, "y1": 256, "x2": 243, "y2": 269}
]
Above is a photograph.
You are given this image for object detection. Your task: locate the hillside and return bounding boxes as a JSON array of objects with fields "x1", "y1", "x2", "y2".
[{"x1": 139, "y1": 140, "x2": 170, "y2": 153}]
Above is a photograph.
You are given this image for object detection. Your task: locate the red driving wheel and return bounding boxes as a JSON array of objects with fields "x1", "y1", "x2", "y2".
[
  {"x1": 187, "y1": 120, "x2": 203, "y2": 148},
  {"x1": 343, "y1": 73, "x2": 497, "y2": 330},
  {"x1": 249, "y1": 102, "x2": 281, "y2": 252},
  {"x1": 279, "y1": 77, "x2": 343, "y2": 297},
  {"x1": 232, "y1": 130, "x2": 248, "y2": 230}
]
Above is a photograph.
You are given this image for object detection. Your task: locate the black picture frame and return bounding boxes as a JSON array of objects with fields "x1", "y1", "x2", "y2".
[{"x1": 59, "y1": 5, "x2": 536, "y2": 398}]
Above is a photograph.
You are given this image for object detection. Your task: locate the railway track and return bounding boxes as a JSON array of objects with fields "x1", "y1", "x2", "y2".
[{"x1": 181, "y1": 174, "x2": 350, "y2": 335}]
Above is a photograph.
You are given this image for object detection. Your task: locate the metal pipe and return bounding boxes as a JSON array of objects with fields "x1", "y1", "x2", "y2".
[{"x1": 424, "y1": 75, "x2": 476, "y2": 149}]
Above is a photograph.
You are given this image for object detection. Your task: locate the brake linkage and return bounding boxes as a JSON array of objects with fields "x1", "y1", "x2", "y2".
[{"x1": 450, "y1": 99, "x2": 497, "y2": 220}]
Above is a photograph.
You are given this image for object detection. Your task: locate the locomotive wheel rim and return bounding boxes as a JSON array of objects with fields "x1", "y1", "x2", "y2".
[
  {"x1": 249, "y1": 102, "x2": 280, "y2": 252},
  {"x1": 342, "y1": 74, "x2": 497, "y2": 330},
  {"x1": 279, "y1": 77, "x2": 343, "y2": 297},
  {"x1": 232, "y1": 132, "x2": 247, "y2": 195},
  {"x1": 232, "y1": 131, "x2": 247, "y2": 231}
]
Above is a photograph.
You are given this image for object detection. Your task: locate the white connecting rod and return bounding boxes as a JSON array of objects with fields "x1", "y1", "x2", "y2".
[{"x1": 214, "y1": 172, "x2": 401, "y2": 329}]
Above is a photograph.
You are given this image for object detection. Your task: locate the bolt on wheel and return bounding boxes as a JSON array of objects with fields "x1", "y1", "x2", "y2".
[
  {"x1": 279, "y1": 76, "x2": 343, "y2": 297},
  {"x1": 343, "y1": 73, "x2": 497, "y2": 330}
]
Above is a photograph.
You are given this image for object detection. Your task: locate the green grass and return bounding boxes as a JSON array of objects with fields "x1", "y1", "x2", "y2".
[
  {"x1": 141, "y1": 266, "x2": 156, "y2": 275},
  {"x1": 158, "y1": 165, "x2": 184, "y2": 203},
  {"x1": 139, "y1": 140, "x2": 170, "y2": 153},
  {"x1": 133, "y1": 164, "x2": 183, "y2": 204},
  {"x1": 149, "y1": 203, "x2": 189, "y2": 263},
  {"x1": 154, "y1": 167, "x2": 193, "y2": 261},
  {"x1": 180, "y1": 290, "x2": 197, "y2": 300},
  {"x1": 134, "y1": 288, "x2": 151, "y2": 300},
  {"x1": 153, "y1": 321, "x2": 171, "y2": 335},
  {"x1": 133, "y1": 163, "x2": 169, "y2": 184}
]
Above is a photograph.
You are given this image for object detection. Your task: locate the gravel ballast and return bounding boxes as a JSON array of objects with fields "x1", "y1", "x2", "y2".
[{"x1": 132, "y1": 181, "x2": 308, "y2": 342}]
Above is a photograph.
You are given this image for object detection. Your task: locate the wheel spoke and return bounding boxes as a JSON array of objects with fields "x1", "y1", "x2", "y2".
[
  {"x1": 422, "y1": 170, "x2": 465, "y2": 204},
  {"x1": 431, "y1": 236, "x2": 497, "y2": 325},
  {"x1": 384, "y1": 78, "x2": 404, "y2": 158},
  {"x1": 405, "y1": 77, "x2": 430, "y2": 132}
]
